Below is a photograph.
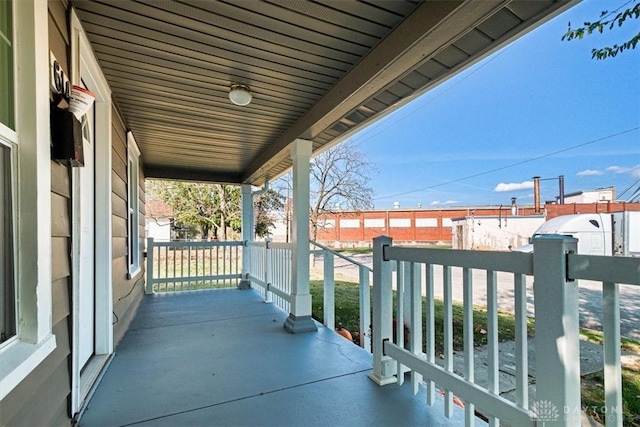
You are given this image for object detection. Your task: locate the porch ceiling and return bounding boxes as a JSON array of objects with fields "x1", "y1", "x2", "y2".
[{"x1": 72, "y1": 0, "x2": 573, "y2": 186}]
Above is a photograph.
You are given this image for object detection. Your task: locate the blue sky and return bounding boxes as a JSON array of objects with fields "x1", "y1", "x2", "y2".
[{"x1": 348, "y1": 0, "x2": 640, "y2": 209}]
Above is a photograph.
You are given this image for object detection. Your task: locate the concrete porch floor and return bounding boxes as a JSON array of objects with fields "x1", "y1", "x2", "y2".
[{"x1": 80, "y1": 288, "x2": 475, "y2": 426}]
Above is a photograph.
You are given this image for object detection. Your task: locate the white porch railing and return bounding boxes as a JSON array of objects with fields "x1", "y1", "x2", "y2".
[
  {"x1": 247, "y1": 240, "x2": 293, "y2": 313},
  {"x1": 370, "y1": 235, "x2": 640, "y2": 427},
  {"x1": 146, "y1": 238, "x2": 242, "y2": 293},
  {"x1": 311, "y1": 241, "x2": 373, "y2": 351}
]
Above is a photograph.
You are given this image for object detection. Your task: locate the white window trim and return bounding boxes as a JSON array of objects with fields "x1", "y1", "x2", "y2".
[
  {"x1": 127, "y1": 131, "x2": 141, "y2": 279},
  {"x1": 0, "y1": 0, "x2": 56, "y2": 401}
]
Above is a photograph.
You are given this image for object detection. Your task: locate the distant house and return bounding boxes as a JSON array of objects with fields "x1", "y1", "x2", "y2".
[{"x1": 145, "y1": 200, "x2": 174, "y2": 242}]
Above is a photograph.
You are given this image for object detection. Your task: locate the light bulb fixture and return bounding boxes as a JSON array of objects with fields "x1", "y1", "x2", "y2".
[{"x1": 229, "y1": 84, "x2": 252, "y2": 106}]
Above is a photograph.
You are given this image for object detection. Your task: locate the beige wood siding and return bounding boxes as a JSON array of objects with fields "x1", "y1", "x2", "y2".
[
  {"x1": 0, "y1": 5, "x2": 71, "y2": 414},
  {"x1": 0, "y1": 2, "x2": 75, "y2": 425},
  {"x1": 112, "y1": 107, "x2": 145, "y2": 346}
]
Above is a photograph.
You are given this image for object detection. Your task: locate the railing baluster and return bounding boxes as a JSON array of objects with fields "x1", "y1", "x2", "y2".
[
  {"x1": 216, "y1": 245, "x2": 219, "y2": 288},
  {"x1": 409, "y1": 262, "x2": 422, "y2": 395},
  {"x1": 486, "y1": 270, "x2": 499, "y2": 427},
  {"x1": 265, "y1": 240, "x2": 272, "y2": 303},
  {"x1": 463, "y1": 267, "x2": 474, "y2": 426},
  {"x1": 359, "y1": 265, "x2": 371, "y2": 352},
  {"x1": 323, "y1": 250, "x2": 335, "y2": 331},
  {"x1": 514, "y1": 273, "x2": 528, "y2": 409},
  {"x1": 396, "y1": 261, "x2": 405, "y2": 385},
  {"x1": 188, "y1": 244, "x2": 191, "y2": 290},
  {"x1": 603, "y1": 281, "x2": 622, "y2": 427},
  {"x1": 172, "y1": 244, "x2": 176, "y2": 291},
  {"x1": 196, "y1": 243, "x2": 199, "y2": 289},
  {"x1": 443, "y1": 265, "x2": 453, "y2": 418},
  {"x1": 425, "y1": 263, "x2": 435, "y2": 405},
  {"x1": 145, "y1": 237, "x2": 154, "y2": 294}
]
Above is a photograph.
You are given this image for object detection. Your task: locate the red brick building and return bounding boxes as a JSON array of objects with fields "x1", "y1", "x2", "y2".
[{"x1": 315, "y1": 202, "x2": 640, "y2": 247}]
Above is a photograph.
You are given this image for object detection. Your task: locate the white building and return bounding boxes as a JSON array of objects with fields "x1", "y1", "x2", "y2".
[
  {"x1": 451, "y1": 215, "x2": 546, "y2": 251},
  {"x1": 145, "y1": 200, "x2": 174, "y2": 242}
]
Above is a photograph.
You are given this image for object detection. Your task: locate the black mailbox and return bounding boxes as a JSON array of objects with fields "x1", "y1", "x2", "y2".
[{"x1": 51, "y1": 104, "x2": 84, "y2": 167}]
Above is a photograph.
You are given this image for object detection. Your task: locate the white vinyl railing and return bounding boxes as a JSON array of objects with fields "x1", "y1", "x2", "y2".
[
  {"x1": 146, "y1": 238, "x2": 242, "y2": 293},
  {"x1": 311, "y1": 241, "x2": 373, "y2": 352},
  {"x1": 247, "y1": 239, "x2": 293, "y2": 313},
  {"x1": 371, "y1": 235, "x2": 640, "y2": 427}
]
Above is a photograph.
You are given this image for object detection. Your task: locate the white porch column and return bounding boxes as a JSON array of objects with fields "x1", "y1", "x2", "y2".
[
  {"x1": 284, "y1": 139, "x2": 317, "y2": 333},
  {"x1": 239, "y1": 184, "x2": 253, "y2": 290}
]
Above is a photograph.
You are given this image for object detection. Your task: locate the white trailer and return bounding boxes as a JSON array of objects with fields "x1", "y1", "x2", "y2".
[{"x1": 514, "y1": 211, "x2": 640, "y2": 256}]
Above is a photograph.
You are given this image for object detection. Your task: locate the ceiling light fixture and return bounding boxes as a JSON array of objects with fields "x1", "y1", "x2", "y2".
[{"x1": 229, "y1": 84, "x2": 252, "y2": 106}]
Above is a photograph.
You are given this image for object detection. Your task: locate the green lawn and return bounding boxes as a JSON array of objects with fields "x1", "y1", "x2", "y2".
[{"x1": 310, "y1": 280, "x2": 534, "y2": 352}]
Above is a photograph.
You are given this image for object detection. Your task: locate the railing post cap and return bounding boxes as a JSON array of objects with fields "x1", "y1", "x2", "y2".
[
  {"x1": 533, "y1": 234, "x2": 577, "y2": 242},
  {"x1": 373, "y1": 235, "x2": 393, "y2": 244}
]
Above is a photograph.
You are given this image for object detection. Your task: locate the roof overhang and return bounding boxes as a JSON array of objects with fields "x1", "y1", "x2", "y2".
[{"x1": 72, "y1": 0, "x2": 578, "y2": 185}]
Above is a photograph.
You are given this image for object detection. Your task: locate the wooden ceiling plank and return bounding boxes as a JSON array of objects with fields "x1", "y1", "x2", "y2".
[
  {"x1": 191, "y1": 0, "x2": 378, "y2": 51},
  {"x1": 79, "y1": 15, "x2": 346, "y2": 82},
  {"x1": 110, "y1": 81, "x2": 310, "y2": 118},
  {"x1": 92, "y1": 42, "x2": 333, "y2": 94},
  {"x1": 141, "y1": 0, "x2": 363, "y2": 65}
]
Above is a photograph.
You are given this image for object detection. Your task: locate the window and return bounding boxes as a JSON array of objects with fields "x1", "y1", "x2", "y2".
[
  {"x1": 0, "y1": 1, "x2": 56, "y2": 401},
  {"x1": 416, "y1": 218, "x2": 437, "y2": 227},
  {"x1": 339, "y1": 219, "x2": 360, "y2": 228},
  {"x1": 0, "y1": 0, "x2": 15, "y2": 345},
  {"x1": 364, "y1": 218, "x2": 385, "y2": 228},
  {"x1": 390, "y1": 218, "x2": 411, "y2": 228},
  {"x1": 1, "y1": 143, "x2": 15, "y2": 344},
  {"x1": 127, "y1": 131, "x2": 141, "y2": 278},
  {"x1": 0, "y1": 1, "x2": 14, "y2": 129}
]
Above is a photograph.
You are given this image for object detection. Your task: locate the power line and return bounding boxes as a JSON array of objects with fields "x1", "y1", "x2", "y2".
[{"x1": 374, "y1": 126, "x2": 640, "y2": 200}]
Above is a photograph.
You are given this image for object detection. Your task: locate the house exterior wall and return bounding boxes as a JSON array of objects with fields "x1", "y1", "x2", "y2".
[
  {"x1": 146, "y1": 217, "x2": 172, "y2": 241},
  {"x1": 111, "y1": 107, "x2": 146, "y2": 347},
  {"x1": 0, "y1": 2, "x2": 146, "y2": 424},
  {"x1": 0, "y1": 2, "x2": 71, "y2": 425}
]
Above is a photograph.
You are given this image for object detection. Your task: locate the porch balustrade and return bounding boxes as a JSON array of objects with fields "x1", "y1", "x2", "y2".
[
  {"x1": 145, "y1": 238, "x2": 242, "y2": 293},
  {"x1": 144, "y1": 235, "x2": 638, "y2": 427},
  {"x1": 247, "y1": 240, "x2": 293, "y2": 313},
  {"x1": 370, "y1": 235, "x2": 639, "y2": 427},
  {"x1": 311, "y1": 241, "x2": 373, "y2": 352}
]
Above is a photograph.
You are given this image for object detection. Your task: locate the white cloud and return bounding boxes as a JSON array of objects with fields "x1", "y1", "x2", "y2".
[
  {"x1": 493, "y1": 181, "x2": 534, "y2": 192},
  {"x1": 576, "y1": 169, "x2": 604, "y2": 177},
  {"x1": 444, "y1": 200, "x2": 458, "y2": 205},
  {"x1": 607, "y1": 165, "x2": 640, "y2": 178},
  {"x1": 430, "y1": 200, "x2": 441, "y2": 205}
]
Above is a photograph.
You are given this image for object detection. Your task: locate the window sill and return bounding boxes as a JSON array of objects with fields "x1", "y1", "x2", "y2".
[
  {"x1": 0, "y1": 334, "x2": 57, "y2": 400},
  {"x1": 127, "y1": 266, "x2": 142, "y2": 281}
]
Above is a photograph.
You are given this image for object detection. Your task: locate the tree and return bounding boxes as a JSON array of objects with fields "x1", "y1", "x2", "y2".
[
  {"x1": 276, "y1": 140, "x2": 376, "y2": 241},
  {"x1": 211, "y1": 184, "x2": 241, "y2": 240},
  {"x1": 147, "y1": 180, "x2": 242, "y2": 240},
  {"x1": 562, "y1": 1, "x2": 640, "y2": 59},
  {"x1": 254, "y1": 189, "x2": 285, "y2": 238},
  {"x1": 147, "y1": 180, "x2": 286, "y2": 240}
]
